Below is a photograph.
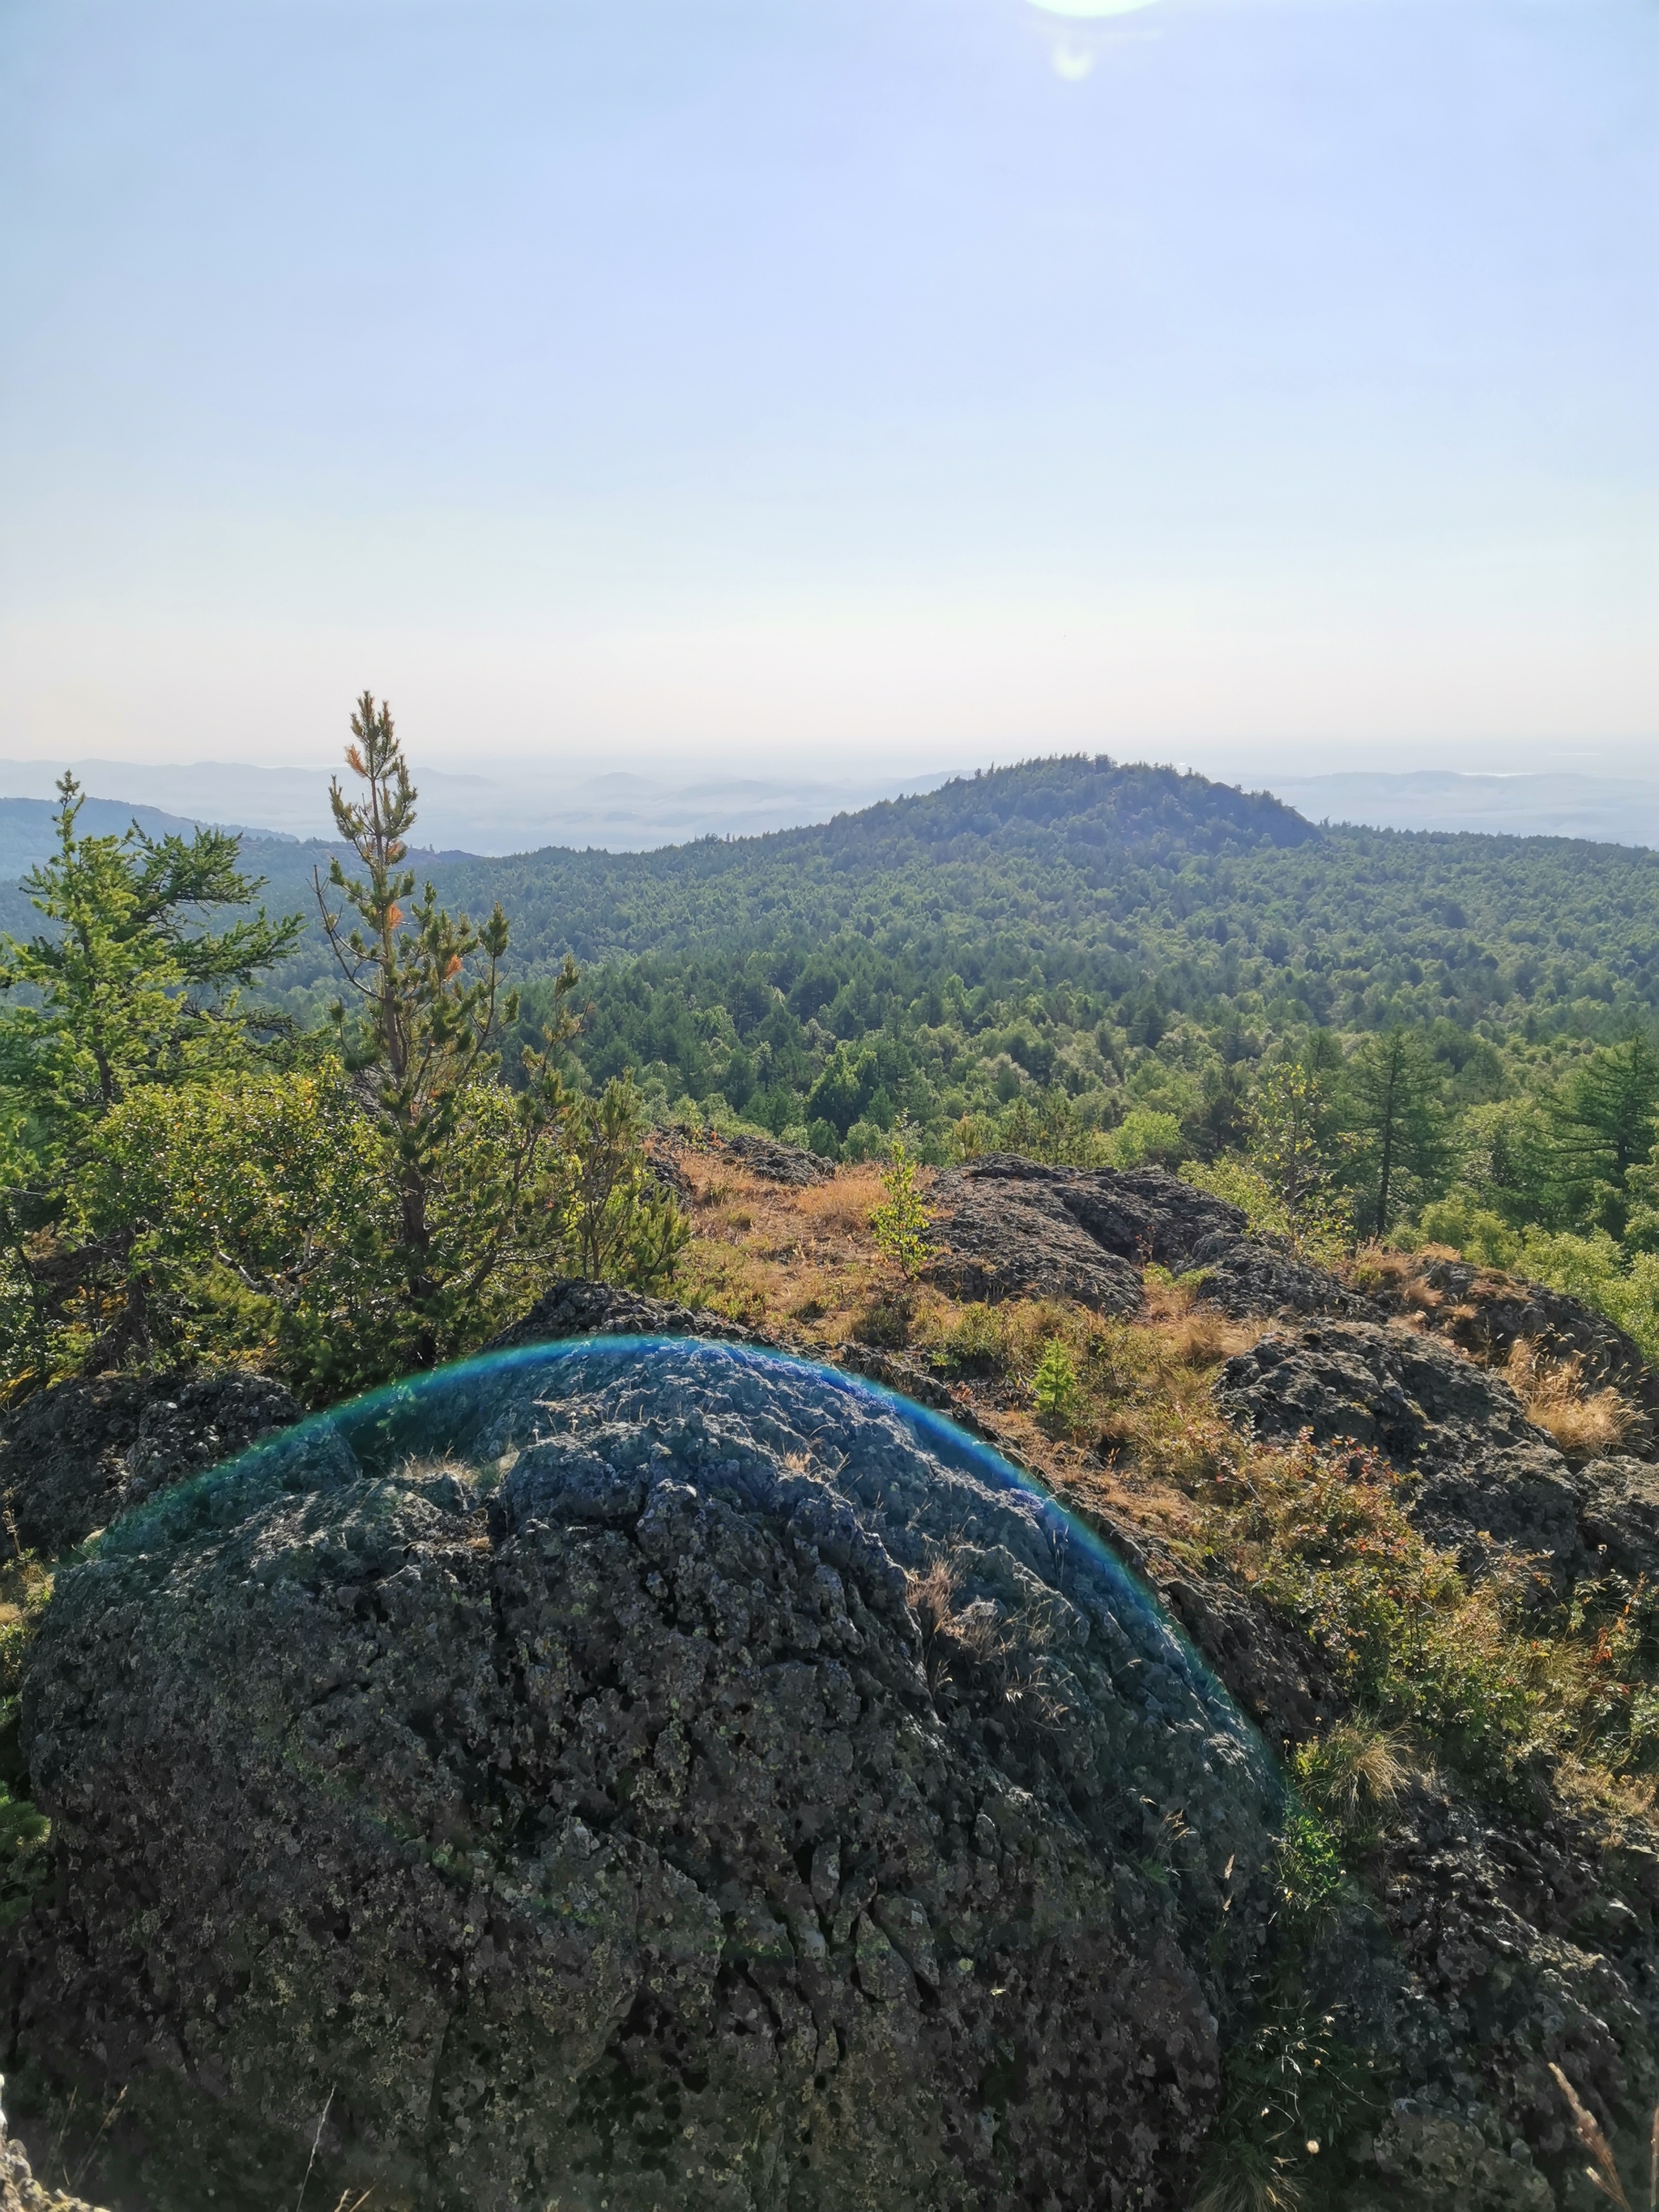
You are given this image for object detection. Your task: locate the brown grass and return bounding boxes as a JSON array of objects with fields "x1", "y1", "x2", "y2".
[
  {"x1": 674, "y1": 1154, "x2": 906, "y2": 1347},
  {"x1": 1507, "y1": 1340, "x2": 1636, "y2": 1460},
  {"x1": 1548, "y1": 2065, "x2": 1640, "y2": 2211}
]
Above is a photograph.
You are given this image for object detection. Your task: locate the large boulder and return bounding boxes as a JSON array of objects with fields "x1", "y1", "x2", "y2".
[
  {"x1": 10, "y1": 1341, "x2": 1279, "y2": 2212},
  {"x1": 0, "y1": 1370, "x2": 301, "y2": 1562}
]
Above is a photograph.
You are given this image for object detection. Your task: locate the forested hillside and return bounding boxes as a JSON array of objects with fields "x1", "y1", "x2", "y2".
[
  {"x1": 9, "y1": 749, "x2": 1659, "y2": 1358},
  {"x1": 201, "y1": 757, "x2": 1659, "y2": 1291}
]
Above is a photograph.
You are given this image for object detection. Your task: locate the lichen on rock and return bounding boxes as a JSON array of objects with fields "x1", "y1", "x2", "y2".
[{"x1": 9, "y1": 1340, "x2": 1280, "y2": 2210}]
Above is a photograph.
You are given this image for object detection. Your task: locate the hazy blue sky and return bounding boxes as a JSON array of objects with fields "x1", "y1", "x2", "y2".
[{"x1": 1, "y1": 0, "x2": 1654, "y2": 782}]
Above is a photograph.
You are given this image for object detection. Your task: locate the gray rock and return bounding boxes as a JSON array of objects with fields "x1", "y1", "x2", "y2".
[
  {"x1": 11, "y1": 1342, "x2": 1279, "y2": 2212},
  {"x1": 1358, "y1": 2110, "x2": 1555, "y2": 2211},
  {"x1": 1575, "y1": 1455, "x2": 1659, "y2": 1584},
  {"x1": 926, "y1": 1165, "x2": 1145, "y2": 1314},
  {"x1": 717, "y1": 1132, "x2": 834, "y2": 1187},
  {"x1": 927, "y1": 1158, "x2": 1376, "y2": 1321},
  {"x1": 1214, "y1": 1321, "x2": 1584, "y2": 1580},
  {"x1": 1367, "y1": 1783, "x2": 1657, "y2": 2193},
  {"x1": 1367, "y1": 1255, "x2": 1659, "y2": 1451},
  {"x1": 0, "y1": 1368, "x2": 302, "y2": 1561},
  {"x1": 484, "y1": 1276, "x2": 777, "y2": 1354}
]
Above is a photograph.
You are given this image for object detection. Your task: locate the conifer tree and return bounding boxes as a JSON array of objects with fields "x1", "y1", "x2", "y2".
[
  {"x1": 1344, "y1": 1027, "x2": 1449, "y2": 1238},
  {"x1": 316, "y1": 692, "x2": 576, "y2": 1361},
  {"x1": 0, "y1": 775, "x2": 299, "y2": 1154},
  {"x1": 1550, "y1": 1034, "x2": 1659, "y2": 1226}
]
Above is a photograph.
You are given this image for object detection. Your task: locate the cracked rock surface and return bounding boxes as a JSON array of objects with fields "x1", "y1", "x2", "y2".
[
  {"x1": 9, "y1": 1341, "x2": 1277, "y2": 2212},
  {"x1": 1213, "y1": 1320, "x2": 1586, "y2": 1582},
  {"x1": 927, "y1": 1157, "x2": 1376, "y2": 1321},
  {"x1": 0, "y1": 1370, "x2": 301, "y2": 1561}
]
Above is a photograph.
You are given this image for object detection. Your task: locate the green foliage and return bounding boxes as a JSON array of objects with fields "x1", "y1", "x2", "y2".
[
  {"x1": 75, "y1": 1063, "x2": 425, "y2": 1396},
  {"x1": 1195, "y1": 1977, "x2": 1384, "y2": 2212},
  {"x1": 869, "y1": 1128, "x2": 932, "y2": 1277},
  {"x1": 1275, "y1": 1805, "x2": 1348, "y2": 1934},
  {"x1": 1180, "y1": 1156, "x2": 1294, "y2": 1244},
  {"x1": 1198, "y1": 1440, "x2": 1558, "y2": 1791},
  {"x1": 315, "y1": 696, "x2": 579, "y2": 1364},
  {"x1": 1106, "y1": 1107, "x2": 1184, "y2": 1169},
  {"x1": 0, "y1": 774, "x2": 300, "y2": 1157},
  {"x1": 1552, "y1": 1032, "x2": 1659, "y2": 1217},
  {"x1": 1341, "y1": 1026, "x2": 1450, "y2": 1236},
  {"x1": 566, "y1": 1078, "x2": 689, "y2": 1292},
  {"x1": 0, "y1": 705, "x2": 683, "y2": 1403},
  {"x1": 1247, "y1": 1061, "x2": 1335, "y2": 1220},
  {"x1": 1031, "y1": 1336, "x2": 1081, "y2": 1430}
]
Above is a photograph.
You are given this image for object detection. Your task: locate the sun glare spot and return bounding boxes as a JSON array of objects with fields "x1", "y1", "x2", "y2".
[{"x1": 1028, "y1": 0, "x2": 1162, "y2": 16}]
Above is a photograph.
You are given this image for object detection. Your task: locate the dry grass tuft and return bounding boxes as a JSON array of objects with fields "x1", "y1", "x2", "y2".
[
  {"x1": 904, "y1": 1554, "x2": 1001, "y2": 1694},
  {"x1": 1168, "y1": 1307, "x2": 1262, "y2": 1369},
  {"x1": 793, "y1": 1170, "x2": 887, "y2": 1238},
  {"x1": 1189, "y1": 2157, "x2": 1306, "y2": 2212},
  {"x1": 1507, "y1": 1341, "x2": 1636, "y2": 1460},
  {"x1": 1549, "y1": 2063, "x2": 1636, "y2": 2211},
  {"x1": 1294, "y1": 1721, "x2": 1410, "y2": 1842}
]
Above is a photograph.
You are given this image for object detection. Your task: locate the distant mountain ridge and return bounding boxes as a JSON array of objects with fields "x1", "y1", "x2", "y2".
[
  {"x1": 3, "y1": 753, "x2": 1659, "y2": 1149},
  {"x1": 0, "y1": 795, "x2": 296, "y2": 884}
]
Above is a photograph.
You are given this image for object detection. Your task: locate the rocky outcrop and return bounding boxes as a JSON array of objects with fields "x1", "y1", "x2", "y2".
[
  {"x1": 1573, "y1": 1455, "x2": 1659, "y2": 1586},
  {"x1": 0, "y1": 1292, "x2": 764, "y2": 1566},
  {"x1": 716, "y1": 1132, "x2": 834, "y2": 1187},
  {"x1": 1366, "y1": 1254, "x2": 1659, "y2": 1447},
  {"x1": 0, "y1": 1369, "x2": 301, "y2": 1561},
  {"x1": 484, "y1": 1276, "x2": 778, "y2": 1353},
  {"x1": 1346, "y1": 1779, "x2": 1653, "y2": 2210},
  {"x1": 9, "y1": 1341, "x2": 1277, "y2": 2212},
  {"x1": 1159, "y1": 1573, "x2": 1344, "y2": 1750},
  {"x1": 927, "y1": 1157, "x2": 1377, "y2": 1321},
  {"x1": 925, "y1": 1163, "x2": 1144, "y2": 1314},
  {"x1": 1210, "y1": 1318, "x2": 1659, "y2": 2197},
  {"x1": 1213, "y1": 1319, "x2": 1586, "y2": 1582}
]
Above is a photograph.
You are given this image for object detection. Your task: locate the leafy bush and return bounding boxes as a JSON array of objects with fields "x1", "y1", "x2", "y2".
[
  {"x1": 869, "y1": 1129, "x2": 932, "y2": 1277},
  {"x1": 1104, "y1": 1108, "x2": 1183, "y2": 1170}
]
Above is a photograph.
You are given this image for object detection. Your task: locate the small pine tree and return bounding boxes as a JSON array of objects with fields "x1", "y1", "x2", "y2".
[
  {"x1": 1248, "y1": 1059, "x2": 1354, "y2": 1264},
  {"x1": 315, "y1": 693, "x2": 576, "y2": 1362},
  {"x1": 566, "y1": 1077, "x2": 689, "y2": 1291},
  {"x1": 1032, "y1": 1337, "x2": 1080, "y2": 1431},
  {"x1": 870, "y1": 1126, "x2": 932, "y2": 1277}
]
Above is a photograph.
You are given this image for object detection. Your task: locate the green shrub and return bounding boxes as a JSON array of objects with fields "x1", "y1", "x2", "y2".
[
  {"x1": 869, "y1": 1129, "x2": 932, "y2": 1278},
  {"x1": 1106, "y1": 1108, "x2": 1183, "y2": 1170},
  {"x1": 1032, "y1": 1337, "x2": 1081, "y2": 1431}
]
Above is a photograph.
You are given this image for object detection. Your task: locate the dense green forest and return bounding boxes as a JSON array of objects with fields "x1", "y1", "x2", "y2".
[{"x1": 6, "y1": 745, "x2": 1659, "y2": 1387}]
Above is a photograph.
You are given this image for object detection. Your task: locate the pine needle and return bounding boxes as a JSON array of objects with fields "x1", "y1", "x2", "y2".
[
  {"x1": 1550, "y1": 2063, "x2": 1632, "y2": 2212},
  {"x1": 67, "y1": 2084, "x2": 126, "y2": 2195},
  {"x1": 1648, "y1": 2100, "x2": 1658, "y2": 2212},
  {"x1": 295, "y1": 2086, "x2": 335, "y2": 2212}
]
